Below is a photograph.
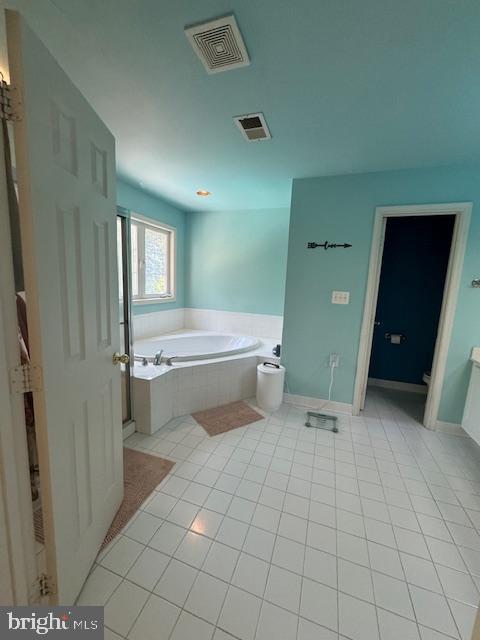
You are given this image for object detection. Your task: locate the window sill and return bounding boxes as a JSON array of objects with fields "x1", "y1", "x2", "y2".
[{"x1": 133, "y1": 296, "x2": 176, "y2": 306}]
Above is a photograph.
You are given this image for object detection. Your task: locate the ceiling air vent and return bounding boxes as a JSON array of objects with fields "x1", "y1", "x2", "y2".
[
  {"x1": 234, "y1": 113, "x2": 272, "y2": 142},
  {"x1": 185, "y1": 14, "x2": 250, "y2": 74}
]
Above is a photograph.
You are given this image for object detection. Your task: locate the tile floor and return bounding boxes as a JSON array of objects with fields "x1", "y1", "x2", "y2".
[{"x1": 78, "y1": 387, "x2": 480, "y2": 640}]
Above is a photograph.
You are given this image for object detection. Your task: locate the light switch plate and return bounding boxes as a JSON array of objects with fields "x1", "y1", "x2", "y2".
[{"x1": 332, "y1": 290, "x2": 350, "y2": 305}]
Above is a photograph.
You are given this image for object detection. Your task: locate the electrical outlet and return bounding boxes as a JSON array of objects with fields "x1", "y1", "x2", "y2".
[
  {"x1": 329, "y1": 353, "x2": 339, "y2": 367},
  {"x1": 331, "y1": 291, "x2": 350, "y2": 305}
]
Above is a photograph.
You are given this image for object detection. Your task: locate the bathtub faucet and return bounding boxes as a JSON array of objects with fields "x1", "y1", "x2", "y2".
[
  {"x1": 153, "y1": 350, "x2": 163, "y2": 365},
  {"x1": 166, "y1": 356, "x2": 179, "y2": 366}
]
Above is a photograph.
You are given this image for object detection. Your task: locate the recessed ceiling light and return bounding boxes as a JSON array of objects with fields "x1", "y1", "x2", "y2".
[{"x1": 196, "y1": 190, "x2": 211, "y2": 197}]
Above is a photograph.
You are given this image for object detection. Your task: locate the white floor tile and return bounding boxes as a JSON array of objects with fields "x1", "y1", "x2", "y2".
[
  {"x1": 144, "y1": 492, "x2": 177, "y2": 519},
  {"x1": 283, "y1": 493, "x2": 310, "y2": 519},
  {"x1": 100, "y1": 536, "x2": 144, "y2": 576},
  {"x1": 448, "y1": 599, "x2": 477, "y2": 640},
  {"x1": 338, "y1": 558, "x2": 374, "y2": 602},
  {"x1": 259, "y1": 485, "x2": 285, "y2": 510},
  {"x1": 368, "y1": 541, "x2": 404, "y2": 579},
  {"x1": 307, "y1": 522, "x2": 337, "y2": 554},
  {"x1": 272, "y1": 535, "x2": 305, "y2": 574},
  {"x1": 215, "y1": 516, "x2": 249, "y2": 549},
  {"x1": 338, "y1": 592, "x2": 379, "y2": 640},
  {"x1": 409, "y1": 585, "x2": 459, "y2": 637},
  {"x1": 419, "y1": 626, "x2": 458, "y2": 640},
  {"x1": 202, "y1": 540, "x2": 240, "y2": 582},
  {"x1": 365, "y1": 518, "x2": 396, "y2": 547},
  {"x1": 417, "y1": 514, "x2": 453, "y2": 542},
  {"x1": 126, "y1": 547, "x2": 169, "y2": 591},
  {"x1": 377, "y1": 608, "x2": 420, "y2": 640},
  {"x1": 218, "y1": 586, "x2": 262, "y2": 640},
  {"x1": 297, "y1": 617, "x2": 338, "y2": 640},
  {"x1": 309, "y1": 501, "x2": 336, "y2": 528},
  {"x1": 255, "y1": 601, "x2": 298, "y2": 640},
  {"x1": 337, "y1": 531, "x2": 369, "y2": 566},
  {"x1": 372, "y1": 571, "x2": 414, "y2": 619},
  {"x1": 400, "y1": 553, "x2": 442, "y2": 592},
  {"x1": 394, "y1": 527, "x2": 430, "y2": 559},
  {"x1": 252, "y1": 504, "x2": 281, "y2": 532},
  {"x1": 77, "y1": 565, "x2": 122, "y2": 606},
  {"x1": 231, "y1": 552, "x2": 269, "y2": 597},
  {"x1": 457, "y1": 545, "x2": 480, "y2": 576},
  {"x1": 154, "y1": 559, "x2": 198, "y2": 606},
  {"x1": 243, "y1": 526, "x2": 275, "y2": 562},
  {"x1": 204, "y1": 489, "x2": 233, "y2": 514},
  {"x1": 74, "y1": 392, "x2": 480, "y2": 639},
  {"x1": 104, "y1": 580, "x2": 149, "y2": 637},
  {"x1": 170, "y1": 611, "x2": 214, "y2": 640},
  {"x1": 174, "y1": 531, "x2": 212, "y2": 568},
  {"x1": 190, "y1": 508, "x2": 224, "y2": 538},
  {"x1": 300, "y1": 577, "x2": 338, "y2": 630},
  {"x1": 127, "y1": 594, "x2": 179, "y2": 640},
  {"x1": 124, "y1": 512, "x2": 163, "y2": 544},
  {"x1": 227, "y1": 496, "x2": 256, "y2": 523},
  {"x1": 303, "y1": 546, "x2": 337, "y2": 588},
  {"x1": 337, "y1": 509, "x2": 365, "y2": 537},
  {"x1": 264, "y1": 565, "x2": 302, "y2": 613},
  {"x1": 436, "y1": 564, "x2": 479, "y2": 606},
  {"x1": 184, "y1": 571, "x2": 228, "y2": 623},
  {"x1": 278, "y1": 512, "x2": 308, "y2": 543},
  {"x1": 149, "y1": 521, "x2": 186, "y2": 555},
  {"x1": 167, "y1": 500, "x2": 200, "y2": 528},
  {"x1": 182, "y1": 482, "x2": 212, "y2": 506}
]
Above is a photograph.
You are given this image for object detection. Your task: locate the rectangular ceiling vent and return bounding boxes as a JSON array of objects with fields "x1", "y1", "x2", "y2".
[
  {"x1": 234, "y1": 113, "x2": 272, "y2": 142},
  {"x1": 185, "y1": 14, "x2": 250, "y2": 74}
]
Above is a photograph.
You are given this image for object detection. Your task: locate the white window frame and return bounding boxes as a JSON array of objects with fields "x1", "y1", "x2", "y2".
[{"x1": 130, "y1": 213, "x2": 176, "y2": 304}]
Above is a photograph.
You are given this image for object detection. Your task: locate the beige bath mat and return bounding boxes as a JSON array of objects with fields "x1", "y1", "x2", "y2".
[
  {"x1": 193, "y1": 400, "x2": 264, "y2": 436},
  {"x1": 101, "y1": 448, "x2": 175, "y2": 550},
  {"x1": 32, "y1": 448, "x2": 174, "y2": 551}
]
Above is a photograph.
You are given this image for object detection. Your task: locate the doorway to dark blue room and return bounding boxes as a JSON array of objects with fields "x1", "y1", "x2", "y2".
[{"x1": 367, "y1": 214, "x2": 455, "y2": 420}]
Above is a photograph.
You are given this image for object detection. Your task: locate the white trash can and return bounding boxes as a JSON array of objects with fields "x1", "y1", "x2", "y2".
[{"x1": 256, "y1": 362, "x2": 286, "y2": 413}]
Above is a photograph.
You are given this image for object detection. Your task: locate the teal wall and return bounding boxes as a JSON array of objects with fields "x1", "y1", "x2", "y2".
[
  {"x1": 186, "y1": 208, "x2": 290, "y2": 316},
  {"x1": 116, "y1": 179, "x2": 186, "y2": 315},
  {"x1": 282, "y1": 164, "x2": 480, "y2": 424}
]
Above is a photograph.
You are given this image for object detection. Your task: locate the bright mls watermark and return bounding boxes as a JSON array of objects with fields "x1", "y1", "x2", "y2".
[{"x1": 0, "y1": 607, "x2": 103, "y2": 638}]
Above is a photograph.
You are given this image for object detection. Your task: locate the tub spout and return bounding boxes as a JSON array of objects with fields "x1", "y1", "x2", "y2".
[
  {"x1": 153, "y1": 350, "x2": 163, "y2": 365},
  {"x1": 166, "y1": 356, "x2": 179, "y2": 366}
]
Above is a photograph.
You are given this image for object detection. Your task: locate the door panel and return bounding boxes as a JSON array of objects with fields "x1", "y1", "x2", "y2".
[{"x1": 6, "y1": 10, "x2": 123, "y2": 604}]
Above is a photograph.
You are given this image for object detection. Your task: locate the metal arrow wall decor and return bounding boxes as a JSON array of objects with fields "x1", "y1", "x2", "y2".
[{"x1": 307, "y1": 241, "x2": 352, "y2": 250}]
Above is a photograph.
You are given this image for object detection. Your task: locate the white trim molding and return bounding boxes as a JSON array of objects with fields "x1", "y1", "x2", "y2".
[
  {"x1": 435, "y1": 421, "x2": 466, "y2": 436},
  {"x1": 368, "y1": 378, "x2": 427, "y2": 395},
  {"x1": 353, "y1": 202, "x2": 472, "y2": 430},
  {"x1": 283, "y1": 393, "x2": 353, "y2": 415}
]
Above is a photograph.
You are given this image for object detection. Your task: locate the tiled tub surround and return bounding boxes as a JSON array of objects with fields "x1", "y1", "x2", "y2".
[
  {"x1": 80, "y1": 387, "x2": 480, "y2": 640},
  {"x1": 133, "y1": 340, "x2": 279, "y2": 434},
  {"x1": 132, "y1": 308, "x2": 283, "y2": 341}
]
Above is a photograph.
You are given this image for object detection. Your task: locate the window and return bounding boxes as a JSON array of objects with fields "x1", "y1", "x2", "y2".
[{"x1": 130, "y1": 214, "x2": 176, "y2": 302}]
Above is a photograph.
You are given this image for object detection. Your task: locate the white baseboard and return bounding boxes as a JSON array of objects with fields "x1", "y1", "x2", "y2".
[
  {"x1": 284, "y1": 393, "x2": 353, "y2": 415},
  {"x1": 368, "y1": 377, "x2": 427, "y2": 395},
  {"x1": 435, "y1": 420, "x2": 466, "y2": 436},
  {"x1": 122, "y1": 421, "x2": 136, "y2": 439}
]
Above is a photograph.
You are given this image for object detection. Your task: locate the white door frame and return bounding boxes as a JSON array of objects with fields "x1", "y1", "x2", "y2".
[
  {"x1": 352, "y1": 202, "x2": 472, "y2": 429},
  {"x1": 0, "y1": 122, "x2": 37, "y2": 604}
]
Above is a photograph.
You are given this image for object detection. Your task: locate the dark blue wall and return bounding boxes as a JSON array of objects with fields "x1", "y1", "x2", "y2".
[{"x1": 369, "y1": 215, "x2": 454, "y2": 385}]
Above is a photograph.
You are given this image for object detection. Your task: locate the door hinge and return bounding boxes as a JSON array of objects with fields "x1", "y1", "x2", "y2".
[
  {"x1": 9, "y1": 364, "x2": 43, "y2": 393},
  {"x1": 0, "y1": 76, "x2": 20, "y2": 121},
  {"x1": 37, "y1": 573, "x2": 56, "y2": 598}
]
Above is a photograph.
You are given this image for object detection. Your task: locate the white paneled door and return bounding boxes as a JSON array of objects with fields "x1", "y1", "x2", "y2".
[{"x1": 6, "y1": 10, "x2": 123, "y2": 603}]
